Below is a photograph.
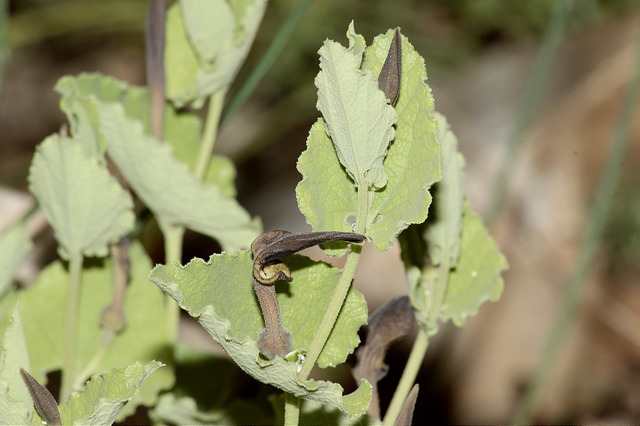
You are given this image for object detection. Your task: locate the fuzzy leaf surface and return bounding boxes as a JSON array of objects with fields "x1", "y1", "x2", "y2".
[
  {"x1": 149, "y1": 252, "x2": 371, "y2": 417},
  {"x1": 424, "y1": 112, "x2": 465, "y2": 267},
  {"x1": 297, "y1": 27, "x2": 440, "y2": 253},
  {"x1": 56, "y1": 73, "x2": 236, "y2": 194},
  {"x1": 0, "y1": 224, "x2": 31, "y2": 295},
  {"x1": 437, "y1": 202, "x2": 508, "y2": 325},
  {"x1": 180, "y1": 0, "x2": 234, "y2": 65},
  {"x1": 315, "y1": 22, "x2": 397, "y2": 189},
  {"x1": 95, "y1": 101, "x2": 260, "y2": 250},
  {"x1": 28, "y1": 135, "x2": 134, "y2": 259},
  {"x1": 165, "y1": 0, "x2": 267, "y2": 107},
  {"x1": 0, "y1": 304, "x2": 32, "y2": 424},
  {"x1": 59, "y1": 361, "x2": 162, "y2": 426},
  {"x1": 0, "y1": 242, "x2": 174, "y2": 415}
]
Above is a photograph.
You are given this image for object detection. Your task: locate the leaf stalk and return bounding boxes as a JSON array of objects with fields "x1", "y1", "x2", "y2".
[
  {"x1": 284, "y1": 393, "x2": 301, "y2": 426},
  {"x1": 381, "y1": 327, "x2": 428, "y2": 426},
  {"x1": 298, "y1": 183, "x2": 368, "y2": 380},
  {"x1": 194, "y1": 90, "x2": 225, "y2": 181},
  {"x1": 61, "y1": 251, "x2": 84, "y2": 402}
]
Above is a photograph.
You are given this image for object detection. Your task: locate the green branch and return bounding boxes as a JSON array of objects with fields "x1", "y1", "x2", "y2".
[
  {"x1": 284, "y1": 393, "x2": 301, "y2": 426},
  {"x1": 382, "y1": 328, "x2": 428, "y2": 426},
  {"x1": 298, "y1": 184, "x2": 368, "y2": 380},
  {"x1": 61, "y1": 251, "x2": 84, "y2": 402}
]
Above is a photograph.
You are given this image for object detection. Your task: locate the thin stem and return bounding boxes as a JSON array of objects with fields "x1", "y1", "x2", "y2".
[
  {"x1": 61, "y1": 252, "x2": 84, "y2": 402},
  {"x1": 220, "y1": 0, "x2": 312, "y2": 127},
  {"x1": 382, "y1": 328, "x2": 428, "y2": 426},
  {"x1": 484, "y1": 0, "x2": 575, "y2": 227},
  {"x1": 297, "y1": 246, "x2": 362, "y2": 380},
  {"x1": 283, "y1": 393, "x2": 300, "y2": 426},
  {"x1": 512, "y1": 34, "x2": 640, "y2": 424},
  {"x1": 194, "y1": 91, "x2": 225, "y2": 181},
  {"x1": 145, "y1": 0, "x2": 166, "y2": 142},
  {"x1": 298, "y1": 185, "x2": 368, "y2": 380}
]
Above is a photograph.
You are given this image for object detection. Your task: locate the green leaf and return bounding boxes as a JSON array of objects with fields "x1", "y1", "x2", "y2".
[
  {"x1": 424, "y1": 112, "x2": 466, "y2": 267},
  {"x1": 149, "y1": 252, "x2": 371, "y2": 417},
  {"x1": 151, "y1": 393, "x2": 224, "y2": 425},
  {"x1": 180, "y1": 0, "x2": 234, "y2": 65},
  {"x1": 165, "y1": 0, "x2": 267, "y2": 107},
  {"x1": 0, "y1": 304, "x2": 32, "y2": 424},
  {"x1": 297, "y1": 27, "x2": 440, "y2": 253},
  {"x1": 58, "y1": 361, "x2": 162, "y2": 426},
  {"x1": 315, "y1": 21, "x2": 396, "y2": 189},
  {"x1": 438, "y1": 202, "x2": 508, "y2": 326},
  {"x1": 0, "y1": 224, "x2": 31, "y2": 295},
  {"x1": 0, "y1": 242, "x2": 175, "y2": 415},
  {"x1": 28, "y1": 135, "x2": 134, "y2": 259},
  {"x1": 56, "y1": 73, "x2": 238, "y2": 197},
  {"x1": 0, "y1": 379, "x2": 32, "y2": 426},
  {"x1": 398, "y1": 113, "x2": 507, "y2": 330},
  {"x1": 95, "y1": 101, "x2": 260, "y2": 250}
]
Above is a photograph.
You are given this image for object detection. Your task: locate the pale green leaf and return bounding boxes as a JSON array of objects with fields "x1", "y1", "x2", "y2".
[
  {"x1": 363, "y1": 29, "x2": 440, "y2": 251},
  {"x1": 56, "y1": 73, "x2": 237, "y2": 197},
  {"x1": 149, "y1": 252, "x2": 371, "y2": 417},
  {"x1": 438, "y1": 202, "x2": 508, "y2": 326},
  {"x1": 0, "y1": 304, "x2": 32, "y2": 424},
  {"x1": 423, "y1": 112, "x2": 466, "y2": 266},
  {"x1": 0, "y1": 224, "x2": 31, "y2": 295},
  {"x1": 0, "y1": 242, "x2": 175, "y2": 414},
  {"x1": 315, "y1": 22, "x2": 397, "y2": 189},
  {"x1": 28, "y1": 135, "x2": 134, "y2": 259},
  {"x1": 296, "y1": 119, "x2": 356, "y2": 256},
  {"x1": 151, "y1": 394, "x2": 223, "y2": 425},
  {"x1": 180, "y1": 0, "x2": 234, "y2": 65},
  {"x1": 0, "y1": 379, "x2": 31, "y2": 426},
  {"x1": 95, "y1": 101, "x2": 260, "y2": 250},
  {"x1": 165, "y1": 0, "x2": 267, "y2": 107},
  {"x1": 297, "y1": 28, "x2": 440, "y2": 253},
  {"x1": 59, "y1": 361, "x2": 162, "y2": 426},
  {"x1": 149, "y1": 252, "x2": 366, "y2": 367}
]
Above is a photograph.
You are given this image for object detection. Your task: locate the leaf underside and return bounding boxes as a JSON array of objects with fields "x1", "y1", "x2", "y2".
[{"x1": 297, "y1": 25, "x2": 440, "y2": 254}]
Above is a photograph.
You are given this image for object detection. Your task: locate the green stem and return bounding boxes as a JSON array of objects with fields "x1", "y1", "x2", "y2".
[
  {"x1": 511, "y1": 34, "x2": 640, "y2": 424},
  {"x1": 283, "y1": 393, "x2": 300, "y2": 426},
  {"x1": 194, "y1": 91, "x2": 225, "y2": 181},
  {"x1": 382, "y1": 328, "x2": 428, "y2": 426},
  {"x1": 298, "y1": 184, "x2": 368, "y2": 380},
  {"x1": 61, "y1": 252, "x2": 84, "y2": 402}
]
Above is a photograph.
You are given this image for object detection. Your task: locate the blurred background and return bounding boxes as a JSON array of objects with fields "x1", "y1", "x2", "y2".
[{"x1": 1, "y1": 0, "x2": 639, "y2": 424}]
